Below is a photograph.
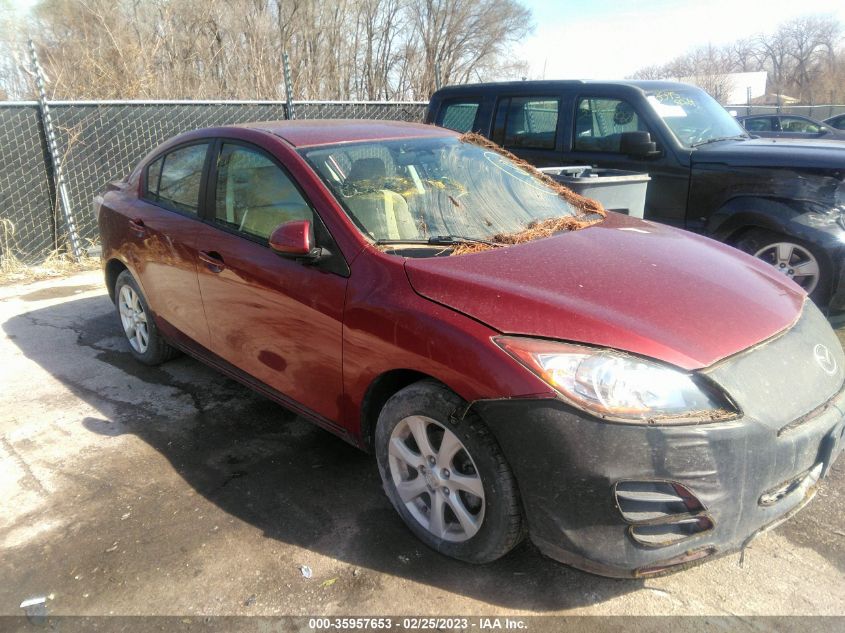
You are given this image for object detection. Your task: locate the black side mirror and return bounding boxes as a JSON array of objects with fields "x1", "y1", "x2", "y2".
[{"x1": 620, "y1": 131, "x2": 659, "y2": 157}]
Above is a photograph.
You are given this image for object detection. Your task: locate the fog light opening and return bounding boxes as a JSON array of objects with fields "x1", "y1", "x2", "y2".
[{"x1": 759, "y1": 462, "x2": 823, "y2": 507}]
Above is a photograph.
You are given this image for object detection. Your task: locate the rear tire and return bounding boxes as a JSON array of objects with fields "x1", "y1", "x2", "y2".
[
  {"x1": 734, "y1": 228, "x2": 831, "y2": 305},
  {"x1": 114, "y1": 270, "x2": 178, "y2": 366},
  {"x1": 375, "y1": 380, "x2": 524, "y2": 563}
]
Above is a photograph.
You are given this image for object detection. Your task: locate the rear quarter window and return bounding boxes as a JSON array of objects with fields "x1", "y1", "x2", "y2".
[
  {"x1": 497, "y1": 96, "x2": 560, "y2": 150},
  {"x1": 436, "y1": 100, "x2": 481, "y2": 133},
  {"x1": 143, "y1": 143, "x2": 209, "y2": 214}
]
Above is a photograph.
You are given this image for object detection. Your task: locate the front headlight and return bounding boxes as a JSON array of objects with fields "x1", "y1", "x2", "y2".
[{"x1": 494, "y1": 337, "x2": 738, "y2": 424}]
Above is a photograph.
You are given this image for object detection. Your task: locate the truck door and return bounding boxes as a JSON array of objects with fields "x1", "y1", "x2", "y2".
[{"x1": 559, "y1": 95, "x2": 689, "y2": 228}]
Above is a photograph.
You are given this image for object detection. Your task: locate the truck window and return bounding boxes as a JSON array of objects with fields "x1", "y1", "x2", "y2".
[
  {"x1": 498, "y1": 97, "x2": 559, "y2": 150},
  {"x1": 436, "y1": 100, "x2": 481, "y2": 133},
  {"x1": 574, "y1": 97, "x2": 645, "y2": 153}
]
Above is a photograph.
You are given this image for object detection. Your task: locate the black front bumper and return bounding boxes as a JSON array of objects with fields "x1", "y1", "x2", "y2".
[
  {"x1": 477, "y1": 395, "x2": 844, "y2": 577},
  {"x1": 476, "y1": 303, "x2": 845, "y2": 577}
]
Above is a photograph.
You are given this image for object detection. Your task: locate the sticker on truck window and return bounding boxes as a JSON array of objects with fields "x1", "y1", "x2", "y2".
[{"x1": 647, "y1": 95, "x2": 687, "y2": 118}]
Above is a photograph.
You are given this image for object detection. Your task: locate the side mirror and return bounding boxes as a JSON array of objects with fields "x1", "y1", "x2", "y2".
[
  {"x1": 269, "y1": 219, "x2": 321, "y2": 259},
  {"x1": 620, "y1": 131, "x2": 659, "y2": 157}
]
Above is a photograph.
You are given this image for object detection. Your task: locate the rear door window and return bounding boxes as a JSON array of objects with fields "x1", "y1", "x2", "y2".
[
  {"x1": 500, "y1": 97, "x2": 559, "y2": 149},
  {"x1": 145, "y1": 143, "x2": 209, "y2": 214},
  {"x1": 574, "y1": 97, "x2": 646, "y2": 153},
  {"x1": 436, "y1": 100, "x2": 480, "y2": 133}
]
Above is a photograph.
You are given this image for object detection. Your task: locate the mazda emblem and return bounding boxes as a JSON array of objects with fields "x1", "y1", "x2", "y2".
[{"x1": 814, "y1": 344, "x2": 838, "y2": 376}]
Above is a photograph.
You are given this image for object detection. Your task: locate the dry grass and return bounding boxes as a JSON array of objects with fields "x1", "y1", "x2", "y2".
[
  {"x1": 451, "y1": 216, "x2": 604, "y2": 255},
  {"x1": 451, "y1": 133, "x2": 606, "y2": 256},
  {"x1": 0, "y1": 219, "x2": 99, "y2": 285},
  {"x1": 0, "y1": 251, "x2": 100, "y2": 286},
  {"x1": 459, "y1": 132, "x2": 607, "y2": 217}
]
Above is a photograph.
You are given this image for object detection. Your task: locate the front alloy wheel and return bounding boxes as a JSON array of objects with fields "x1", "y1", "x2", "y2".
[
  {"x1": 388, "y1": 415, "x2": 485, "y2": 542},
  {"x1": 375, "y1": 380, "x2": 524, "y2": 563},
  {"x1": 754, "y1": 241, "x2": 820, "y2": 294},
  {"x1": 735, "y1": 228, "x2": 830, "y2": 304}
]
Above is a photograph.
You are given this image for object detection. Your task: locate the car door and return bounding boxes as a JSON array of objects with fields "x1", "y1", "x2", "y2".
[
  {"x1": 563, "y1": 95, "x2": 689, "y2": 228},
  {"x1": 129, "y1": 142, "x2": 212, "y2": 349},
  {"x1": 195, "y1": 139, "x2": 347, "y2": 426}
]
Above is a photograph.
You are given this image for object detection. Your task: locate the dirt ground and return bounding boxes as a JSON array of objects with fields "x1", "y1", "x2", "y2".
[{"x1": 1, "y1": 270, "x2": 843, "y2": 622}]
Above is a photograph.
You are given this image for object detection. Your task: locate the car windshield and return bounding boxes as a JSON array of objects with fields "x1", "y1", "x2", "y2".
[
  {"x1": 645, "y1": 87, "x2": 748, "y2": 148},
  {"x1": 300, "y1": 137, "x2": 581, "y2": 246}
]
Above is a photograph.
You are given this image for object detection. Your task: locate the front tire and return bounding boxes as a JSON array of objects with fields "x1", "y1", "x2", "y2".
[
  {"x1": 114, "y1": 270, "x2": 178, "y2": 366},
  {"x1": 375, "y1": 380, "x2": 524, "y2": 563},
  {"x1": 735, "y1": 228, "x2": 831, "y2": 304}
]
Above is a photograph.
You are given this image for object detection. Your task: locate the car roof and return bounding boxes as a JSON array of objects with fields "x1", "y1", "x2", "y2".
[
  {"x1": 431, "y1": 79, "x2": 698, "y2": 95},
  {"x1": 235, "y1": 119, "x2": 457, "y2": 147}
]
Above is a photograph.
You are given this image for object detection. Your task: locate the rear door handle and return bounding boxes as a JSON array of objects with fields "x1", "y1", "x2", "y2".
[
  {"x1": 128, "y1": 218, "x2": 146, "y2": 236},
  {"x1": 199, "y1": 250, "x2": 225, "y2": 273}
]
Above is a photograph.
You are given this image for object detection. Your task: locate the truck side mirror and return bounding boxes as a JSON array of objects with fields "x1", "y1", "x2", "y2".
[{"x1": 620, "y1": 131, "x2": 659, "y2": 158}]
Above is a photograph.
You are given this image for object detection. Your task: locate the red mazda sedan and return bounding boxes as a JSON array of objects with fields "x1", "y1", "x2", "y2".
[{"x1": 96, "y1": 120, "x2": 845, "y2": 577}]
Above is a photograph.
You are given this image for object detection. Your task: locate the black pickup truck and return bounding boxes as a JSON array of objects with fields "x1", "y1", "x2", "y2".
[{"x1": 426, "y1": 80, "x2": 845, "y2": 308}]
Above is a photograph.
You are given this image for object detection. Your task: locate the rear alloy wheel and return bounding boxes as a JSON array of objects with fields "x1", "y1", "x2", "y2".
[
  {"x1": 735, "y1": 229, "x2": 830, "y2": 304},
  {"x1": 375, "y1": 380, "x2": 524, "y2": 563},
  {"x1": 114, "y1": 270, "x2": 178, "y2": 366},
  {"x1": 118, "y1": 284, "x2": 149, "y2": 354}
]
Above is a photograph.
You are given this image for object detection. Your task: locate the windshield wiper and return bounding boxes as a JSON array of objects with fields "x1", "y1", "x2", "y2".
[
  {"x1": 375, "y1": 235, "x2": 504, "y2": 247},
  {"x1": 691, "y1": 135, "x2": 749, "y2": 148}
]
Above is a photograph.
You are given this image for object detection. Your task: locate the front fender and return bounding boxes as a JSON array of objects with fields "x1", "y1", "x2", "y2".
[{"x1": 708, "y1": 196, "x2": 845, "y2": 252}]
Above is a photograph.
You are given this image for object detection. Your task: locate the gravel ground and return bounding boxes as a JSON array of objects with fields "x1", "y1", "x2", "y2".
[{"x1": 1, "y1": 270, "x2": 843, "y2": 622}]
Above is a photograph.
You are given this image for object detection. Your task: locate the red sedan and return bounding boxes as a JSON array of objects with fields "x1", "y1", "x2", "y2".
[{"x1": 96, "y1": 120, "x2": 845, "y2": 577}]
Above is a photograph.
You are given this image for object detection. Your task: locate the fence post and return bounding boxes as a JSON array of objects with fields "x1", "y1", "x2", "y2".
[
  {"x1": 283, "y1": 51, "x2": 295, "y2": 120},
  {"x1": 28, "y1": 40, "x2": 82, "y2": 262}
]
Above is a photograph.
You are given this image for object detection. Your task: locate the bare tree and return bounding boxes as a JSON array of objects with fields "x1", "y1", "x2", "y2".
[
  {"x1": 0, "y1": 0, "x2": 533, "y2": 101},
  {"x1": 630, "y1": 14, "x2": 845, "y2": 104},
  {"x1": 407, "y1": 0, "x2": 532, "y2": 98}
]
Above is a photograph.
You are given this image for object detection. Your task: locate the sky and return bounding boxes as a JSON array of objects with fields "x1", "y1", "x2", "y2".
[
  {"x1": 517, "y1": 0, "x2": 845, "y2": 80},
  {"x1": 5, "y1": 0, "x2": 845, "y2": 81}
]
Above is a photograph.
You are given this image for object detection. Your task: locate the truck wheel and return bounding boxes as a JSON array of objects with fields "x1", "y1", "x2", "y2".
[
  {"x1": 114, "y1": 270, "x2": 179, "y2": 365},
  {"x1": 735, "y1": 229, "x2": 830, "y2": 304},
  {"x1": 375, "y1": 380, "x2": 524, "y2": 563}
]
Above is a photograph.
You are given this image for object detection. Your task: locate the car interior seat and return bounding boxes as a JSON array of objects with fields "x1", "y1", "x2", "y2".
[
  {"x1": 235, "y1": 166, "x2": 311, "y2": 238},
  {"x1": 343, "y1": 157, "x2": 419, "y2": 240}
]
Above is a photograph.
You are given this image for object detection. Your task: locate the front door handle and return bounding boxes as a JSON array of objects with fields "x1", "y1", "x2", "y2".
[{"x1": 199, "y1": 250, "x2": 225, "y2": 273}]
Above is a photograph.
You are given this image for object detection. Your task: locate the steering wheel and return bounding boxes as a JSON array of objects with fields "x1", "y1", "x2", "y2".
[{"x1": 678, "y1": 125, "x2": 713, "y2": 147}]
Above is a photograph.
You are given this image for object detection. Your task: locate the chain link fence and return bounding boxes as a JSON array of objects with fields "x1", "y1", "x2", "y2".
[
  {"x1": 727, "y1": 104, "x2": 845, "y2": 119},
  {"x1": 0, "y1": 100, "x2": 426, "y2": 264}
]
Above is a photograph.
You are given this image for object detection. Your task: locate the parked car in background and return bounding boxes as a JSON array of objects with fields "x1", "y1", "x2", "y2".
[
  {"x1": 97, "y1": 120, "x2": 845, "y2": 578},
  {"x1": 825, "y1": 113, "x2": 845, "y2": 130},
  {"x1": 426, "y1": 81, "x2": 845, "y2": 309},
  {"x1": 737, "y1": 114, "x2": 845, "y2": 140}
]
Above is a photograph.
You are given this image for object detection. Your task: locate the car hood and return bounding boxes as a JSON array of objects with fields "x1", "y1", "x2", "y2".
[
  {"x1": 692, "y1": 136, "x2": 845, "y2": 169},
  {"x1": 404, "y1": 213, "x2": 806, "y2": 370}
]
